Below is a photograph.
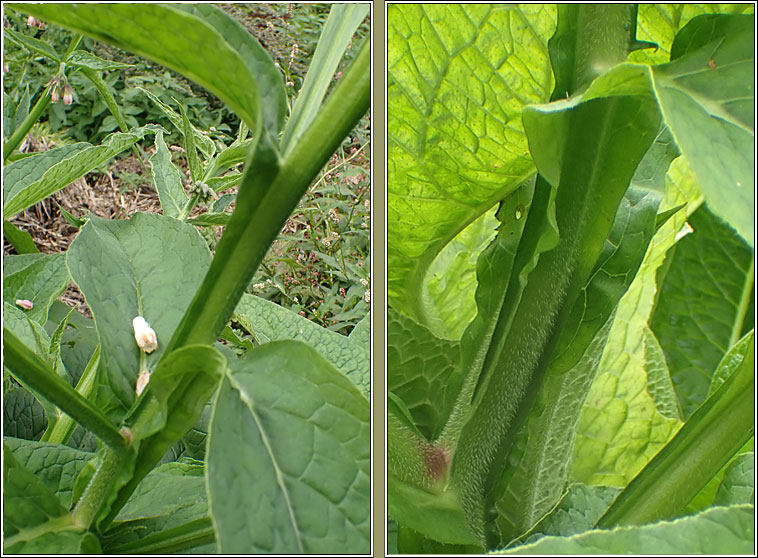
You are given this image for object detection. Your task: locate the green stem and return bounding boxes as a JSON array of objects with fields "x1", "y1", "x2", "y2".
[
  {"x1": 3, "y1": 33, "x2": 82, "y2": 161},
  {"x1": 3, "y1": 88, "x2": 52, "y2": 161},
  {"x1": 72, "y1": 447, "x2": 131, "y2": 529},
  {"x1": 596, "y1": 333, "x2": 755, "y2": 528},
  {"x1": 104, "y1": 517, "x2": 215, "y2": 554},
  {"x1": 730, "y1": 257, "x2": 754, "y2": 347},
  {"x1": 46, "y1": 346, "x2": 101, "y2": 445},
  {"x1": 3, "y1": 328, "x2": 126, "y2": 452}
]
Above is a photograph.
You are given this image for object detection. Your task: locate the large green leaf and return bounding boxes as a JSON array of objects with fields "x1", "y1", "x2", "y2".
[
  {"x1": 66, "y1": 212, "x2": 212, "y2": 419},
  {"x1": 388, "y1": 4, "x2": 556, "y2": 322},
  {"x1": 3, "y1": 127, "x2": 155, "y2": 217},
  {"x1": 234, "y1": 293, "x2": 369, "y2": 397},
  {"x1": 651, "y1": 204, "x2": 754, "y2": 417},
  {"x1": 3, "y1": 437, "x2": 94, "y2": 509},
  {"x1": 497, "y1": 504, "x2": 754, "y2": 555},
  {"x1": 207, "y1": 341, "x2": 370, "y2": 554},
  {"x1": 169, "y1": 3, "x2": 286, "y2": 137},
  {"x1": 11, "y1": 4, "x2": 284, "y2": 137},
  {"x1": 3, "y1": 253, "x2": 71, "y2": 325}
]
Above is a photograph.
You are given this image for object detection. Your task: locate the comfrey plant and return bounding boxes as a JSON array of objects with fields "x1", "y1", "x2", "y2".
[
  {"x1": 388, "y1": 4, "x2": 753, "y2": 554},
  {"x1": 3, "y1": 4, "x2": 370, "y2": 554}
]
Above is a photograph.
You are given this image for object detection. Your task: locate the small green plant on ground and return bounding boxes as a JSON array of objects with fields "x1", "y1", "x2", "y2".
[
  {"x1": 3, "y1": 3, "x2": 370, "y2": 554},
  {"x1": 388, "y1": 4, "x2": 753, "y2": 555}
]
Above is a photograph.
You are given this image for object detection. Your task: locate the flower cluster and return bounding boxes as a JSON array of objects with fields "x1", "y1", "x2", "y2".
[{"x1": 45, "y1": 71, "x2": 73, "y2": 105}]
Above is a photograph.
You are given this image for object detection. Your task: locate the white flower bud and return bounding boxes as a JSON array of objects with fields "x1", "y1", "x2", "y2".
[
  {"x1": 135, "y1": 370, "x2": 151, "y2": 396},
  {"x1": 15, "y1": 299, "x2": 34, "y2": 310},
  {"x1": 132, "y1": 316, "x2": 158, "y2": 353}
]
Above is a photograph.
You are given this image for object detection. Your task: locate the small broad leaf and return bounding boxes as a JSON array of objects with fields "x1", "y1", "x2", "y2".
[
  {"x1": 4, "y1": 27, "x2": 60, "y2": 62},
  {"x1": 66, "y1": 49, "x2": 133, "y2": 71},
  {"x1": 149, "y1": 129, "x2": 188, "y2": 219}
]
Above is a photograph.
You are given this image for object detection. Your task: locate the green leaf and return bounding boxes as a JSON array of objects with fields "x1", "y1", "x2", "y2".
[
  {"x1": 280, "y1": 3, "x2": 369, "y2": 153},
  {"x1": 137, "y1": 87, "x2": 216, "y2": 160},
  {"x1": 3, "y1": 386, "x2": 48, "y2": 441},
  {"x1": 651, "y1": 204, "x2": 754, "y2": 417},
  {"x1": 387, "y1": 4, "x2": 556, "y2": 323},
  {"x1": 597, "y1": 332, "x2": 753, "y2": 527},
  {"x1": 47, "y1": 301, "x2": 99, "y2": 386},
  {"x1": 13, "y1": 4, "x2": 272, "y2": 136},
  {"x1": 103, "y1": 460, "x2": 210, "y2": 552},
  {"x1": 572, "y1": 155, "x2": 702, "y2": 487},
  {"x1": 497, "y1": 504, "x2": 754, "y2": 555},
  {"x1": 422, "y1": 206, "x2": 501, "y2": 340},
  {"x1": 714, "y1": 452, "x2": 754, "y2": 506},
  {"x1": 388, "y1": 307, "x2": 461, "y2": 440},
  {"x1": 3, "y1": 437, "x2": 94, "y2": 509},
  {"x1": 170, "y1": 3, "x2": 286, "y2": 137},
  {"x1": 149, "y1": 129, "x2": 188, "y2": 218},
  {"x1": 642, "y1": 326, "x2": 682, "y2": 420},
  {"x1": 205, "y1": 172, "x2": 241, "y2": 193},
  {"x1": 388, "y1": 471, "x2": 480, "y2": 547},
  {"x1": 234, "y1": 293, "x2": 369, "y2": 397},
  {"x1": 207, "y1": 341, "x2": 370, "y2": 554},
  {"x1": 509, "y1": 484, "x2": 621, "y2": 548},
  {"x1": 202, "y1": 139, "x2": 252, "y2": 181},
  {"x1": 3, "y1": 447, "x2": 75, "y2": 551},
  {"x1": 186, "y1": 212, "x2": 230, "y2": 227},
  {"x1": 5, "y1": 531, "x2": 101, "y2": 554},
  {"x1": 3, "y1": 127, "x2": 156, "y2": 218},
  {"x1": 348, "y1": 312, "x2": 371, "y2": 351},
  {"x1": 66, "y1": 49, "x2": 133, "y2": 71},
  {"x1": 181, "y1": 403, "x2": 211, "y2": 460},
  {"x1": 2, "y1": 143, "x2": 90, "y2": 209},
  {"x1": 178, "y1": 101, "x2": 202, "y2": 184},
  {"x1": 652, "y1": 14, "x2": 755, "y2": 247},
  {"x1": 3, "y1": 27, "x2": 61, "y2": 62},
  {"x1": 66, "y1": 212, "x2": 212, "y2": 419},
  {"x1": 4, "y1": 301, "x2": 67, "y2": 380},
  {"x1": 3, "y1": 252, "x2": 71, "y2": 324},
  {"x1": 3, "y1": 219, "x2": 39, "y2": 254},
  {"x1": 631, "y1": 4, "x2": 754, "y2": 66}
]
